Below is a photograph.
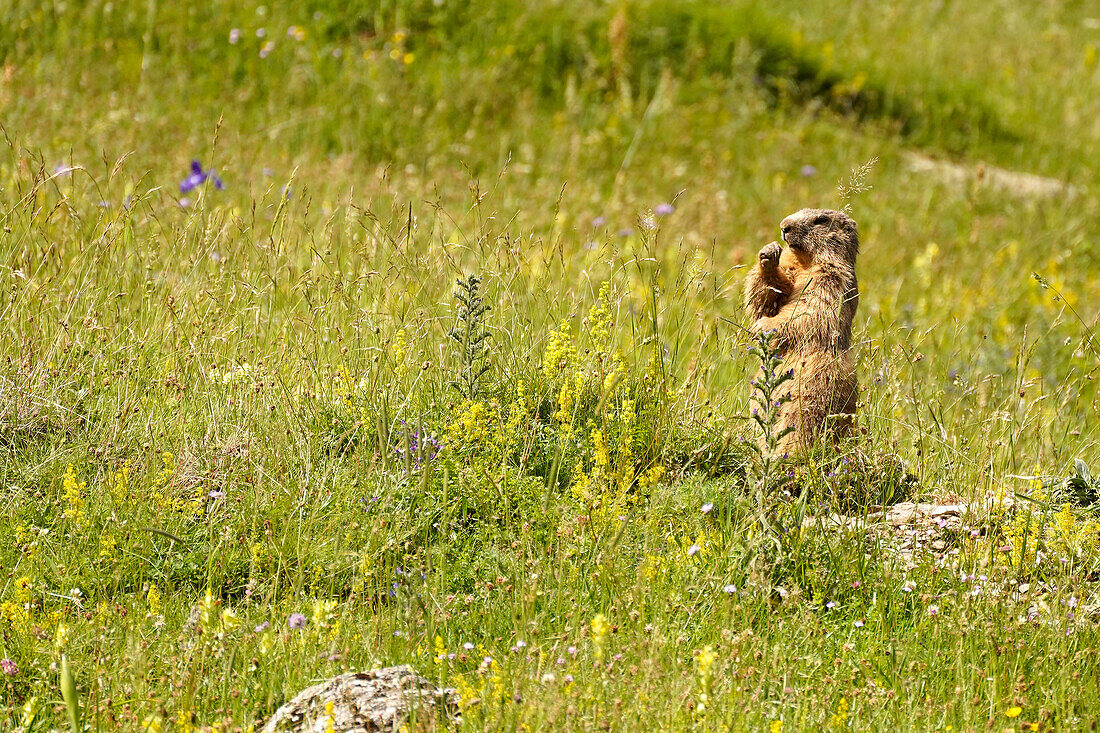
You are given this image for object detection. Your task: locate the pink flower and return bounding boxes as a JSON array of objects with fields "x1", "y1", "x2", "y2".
[{"x1": 0, "y1": 658, "x2": 18, "y2": 676}]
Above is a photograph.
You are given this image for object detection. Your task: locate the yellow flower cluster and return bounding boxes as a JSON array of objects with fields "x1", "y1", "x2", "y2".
[
  {"x1": 146, "y1": 583, "x2": 163, "y2": 618},
  {"x1": 694, "y1": 646, "x2": 717, "y2": 711},
  {"x1": 827, "y1": 696, "x2": 850, "y2": 729},
  {"x1": 110, "y1": 460, "x2": 132, "y2": 501},
  {"x1": 543, "y1": 319, "x2": 578, "y2": 379},
  {"x1": 447, "y1": 399, "x2": 491, "y2": 447},
  {"x1": 453, "y1": 647, "x2": 504, "y2": 710},
  {"x1": 1, "y1": 576, "x2": 34, "y2": 636},
  {"x1": 586, "y1": 282, "x2": 613, "y2": 354},
  {"x1": 639, "y1": 553, "x2": 665, "y2": 582},
  {"x1": 391, "y1": 329, "x2": 408, "y2": 379},
  {"x1": 591, "y1": 613, "x2": 610, "y2": 662},
  {"x1": 61, "y1": 463, "x2": 87, "y2": 526},
  {"x1": 334, "y1": 363, "x2": 355, "y2": 398}
]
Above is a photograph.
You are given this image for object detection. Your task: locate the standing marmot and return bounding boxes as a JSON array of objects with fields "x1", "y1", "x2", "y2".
[{"x1": 743, "y1": 208, "x2": 860, "y2": 452}]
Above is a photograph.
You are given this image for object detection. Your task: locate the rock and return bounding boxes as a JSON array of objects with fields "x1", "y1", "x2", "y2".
[
  {"x1": 262, "y1": 665, "x2": 459, "y2": 733},
  {"x1": 886, "y1": 503, "x2": 916, "y2": 526},
  {"x1": 929, "y1": 504, "x2": 965, "y2": 518}
]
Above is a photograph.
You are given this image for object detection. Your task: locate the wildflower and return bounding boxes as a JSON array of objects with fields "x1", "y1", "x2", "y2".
[
  {"x1": 591, "y1": 613, "x2": 610, "y2": 662},
  {"x1": 687, "y1": 544, "x2": 701, "y2": 557},
  {"x1": 146, "y1": 584, "x2": 163, "y2": 617},
  {"x1": 723, "y1": 584, "x2": 737, "y2": 594},
  {"x1": 260, "y1": 41, "x2": 275, "y2": 58},
  {"x1": 853, "y1": 620, "x2": 864, "y2": 628},
  {"x1": 771, "y1": 721, "x2": 783, "y2": 733},
  {"x1": 463, "y1": 642, "x2": 474, "y2": 650},
  {"x1": 564, "y1": 674, "x2": 574, "y2": 683},
  {"x1": 1005, "y1": 707, "x2": 1022, "y2": 718},
  {"x1": 592, "y1": 215, "x2": 607, "y2": 228},
  {"x1": 902, "y1": 581, "x2": 914, "y2": 593},
  {"x1": 701, "y1": 503, "x2": 714, "y2": 514},
  {"x1": 254, "y1": 621, "x2": 270, "y2": 633},
  {"x1": 1, "y1": 658, "x2": 18, "y2": 675},
  {"x1": 655, "y1": 203, "x2": 675, "y2": 216},
  {"x1": 229, "y1": 28, "x2": 241, "y2": 43},
  {"x1": 928, "y1": 605, "x2": 939, "y2": 616},
  {"x1": 221, "y1": 608, "x2": 240, "y2": 632},
  {"x1": 179, "y1": 160, "x2": 224, "y2": 193},
  {"x1": 694, "y1": 646, "x2": 717, "y2": 711},
  {"x1": 800, "y1": 165, "x2": 818, "y2": 177},
  {"x1": 825, "y1": 601, "x2": 836, "y2": 609},
  {"x1": 61, "y1": 464, "x2": 87, "y2": 526},
  {"x1": 288, "y1": 612, "x2": 308, "y2": 629},
  {"x1": 617, "y1": 228, "x2": 633, "y2": 237},
  {"x1": 567, "y1": 646, "x2": 577, "y2": 655}
]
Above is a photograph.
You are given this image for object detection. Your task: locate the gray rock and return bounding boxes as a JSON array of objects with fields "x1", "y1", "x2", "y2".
[
  {"x1": 886, "y1": 503, "x2": 916, "y2": 526},
  {"x1": 262, "y1": 665, "x2": 459, "y2": 733}
]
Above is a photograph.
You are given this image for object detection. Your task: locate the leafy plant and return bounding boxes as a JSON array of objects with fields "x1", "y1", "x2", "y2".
[{"x1": 449, "y1": 274, "x2": 493, "y2": 401}]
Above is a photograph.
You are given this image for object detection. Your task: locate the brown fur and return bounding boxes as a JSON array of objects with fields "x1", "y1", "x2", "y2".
[{"x1": 743, "y1": 208, "x2": 860, "y2": 453}]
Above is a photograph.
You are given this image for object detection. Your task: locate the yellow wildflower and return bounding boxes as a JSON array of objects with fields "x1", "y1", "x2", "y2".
[{"x1": 61, "y1": 464, "x2": 87, "y2": 526}]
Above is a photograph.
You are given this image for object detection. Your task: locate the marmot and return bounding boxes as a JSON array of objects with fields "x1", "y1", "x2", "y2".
[{"x1": 743, "y1": 208, "x2": 860, "y2": 452}]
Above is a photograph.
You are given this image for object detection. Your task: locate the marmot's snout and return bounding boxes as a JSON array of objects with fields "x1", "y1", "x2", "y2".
[{"x1": 780, "y1": 216, "x2": 804, "y2": 250}]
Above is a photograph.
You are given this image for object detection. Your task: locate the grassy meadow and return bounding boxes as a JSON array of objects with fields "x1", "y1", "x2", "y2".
[{"x1": 2, "y1": 0, "x2": 1100, "y2": 730}]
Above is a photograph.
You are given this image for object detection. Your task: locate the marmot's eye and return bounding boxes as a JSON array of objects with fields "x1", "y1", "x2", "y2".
[{"x1": 812, "y1": 215, "x2": 830, "y2": 227}]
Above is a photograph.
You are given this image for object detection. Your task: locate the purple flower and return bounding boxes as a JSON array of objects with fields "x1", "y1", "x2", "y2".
[
  {"x1": 229, "y1": 28, "x2": 241, "y2": 44},
  {"x1": 701, "y1": 503, "x2": 713, "y2": 514},
  {"x1": 617, "y1": 228, "x2": 634, "y2": 237},
  {"x1": 723, "y1": 584, "x2": 737, "y2": 594},
  {"x1": 654, "y1": 203, "x2": 674, "y2": 216},
  {"x1": 800, "y1": 165, "x2": 818, "y2": 177},
  {"x1": 687, "y1": 544, "x2": 700, "y2": 557},
  {"x1": 592, "y1": 215, "x2": 607, "y2": 228},
  {"x1": 180, "y1": 160, "x2": 225, "y2": 194},
  {"x1": 853, "y1": 619, "x2": 864, "y2": 627},
  {"x1": 254, "y1": 621, "x2": 270, "y2": 633},
  {"x1": 288, "y1": 612, "x2": 308, "y2": 629},
  {"x1": 0, "y1": 658, "x2": 18, "y2": 676}
]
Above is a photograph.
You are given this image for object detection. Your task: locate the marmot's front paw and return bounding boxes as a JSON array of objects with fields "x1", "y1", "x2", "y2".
[{"x1": 759, "y1": 241, "x2": 782, "y2": 265}]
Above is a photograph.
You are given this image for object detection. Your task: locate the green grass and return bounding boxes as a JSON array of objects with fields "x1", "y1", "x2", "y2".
[{"x1": 2, "y1": 0, "x2": 1099, "y2": 730}]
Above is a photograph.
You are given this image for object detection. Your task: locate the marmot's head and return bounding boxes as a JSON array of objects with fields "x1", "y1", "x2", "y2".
[{"x1": 780, "y1": 209, "x2": 858, "y2": 265}]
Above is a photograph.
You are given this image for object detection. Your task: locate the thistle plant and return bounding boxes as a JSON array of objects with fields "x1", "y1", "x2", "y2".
[{"x1": 449, "y1": 274, "x2": 492, "y2": 401}]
